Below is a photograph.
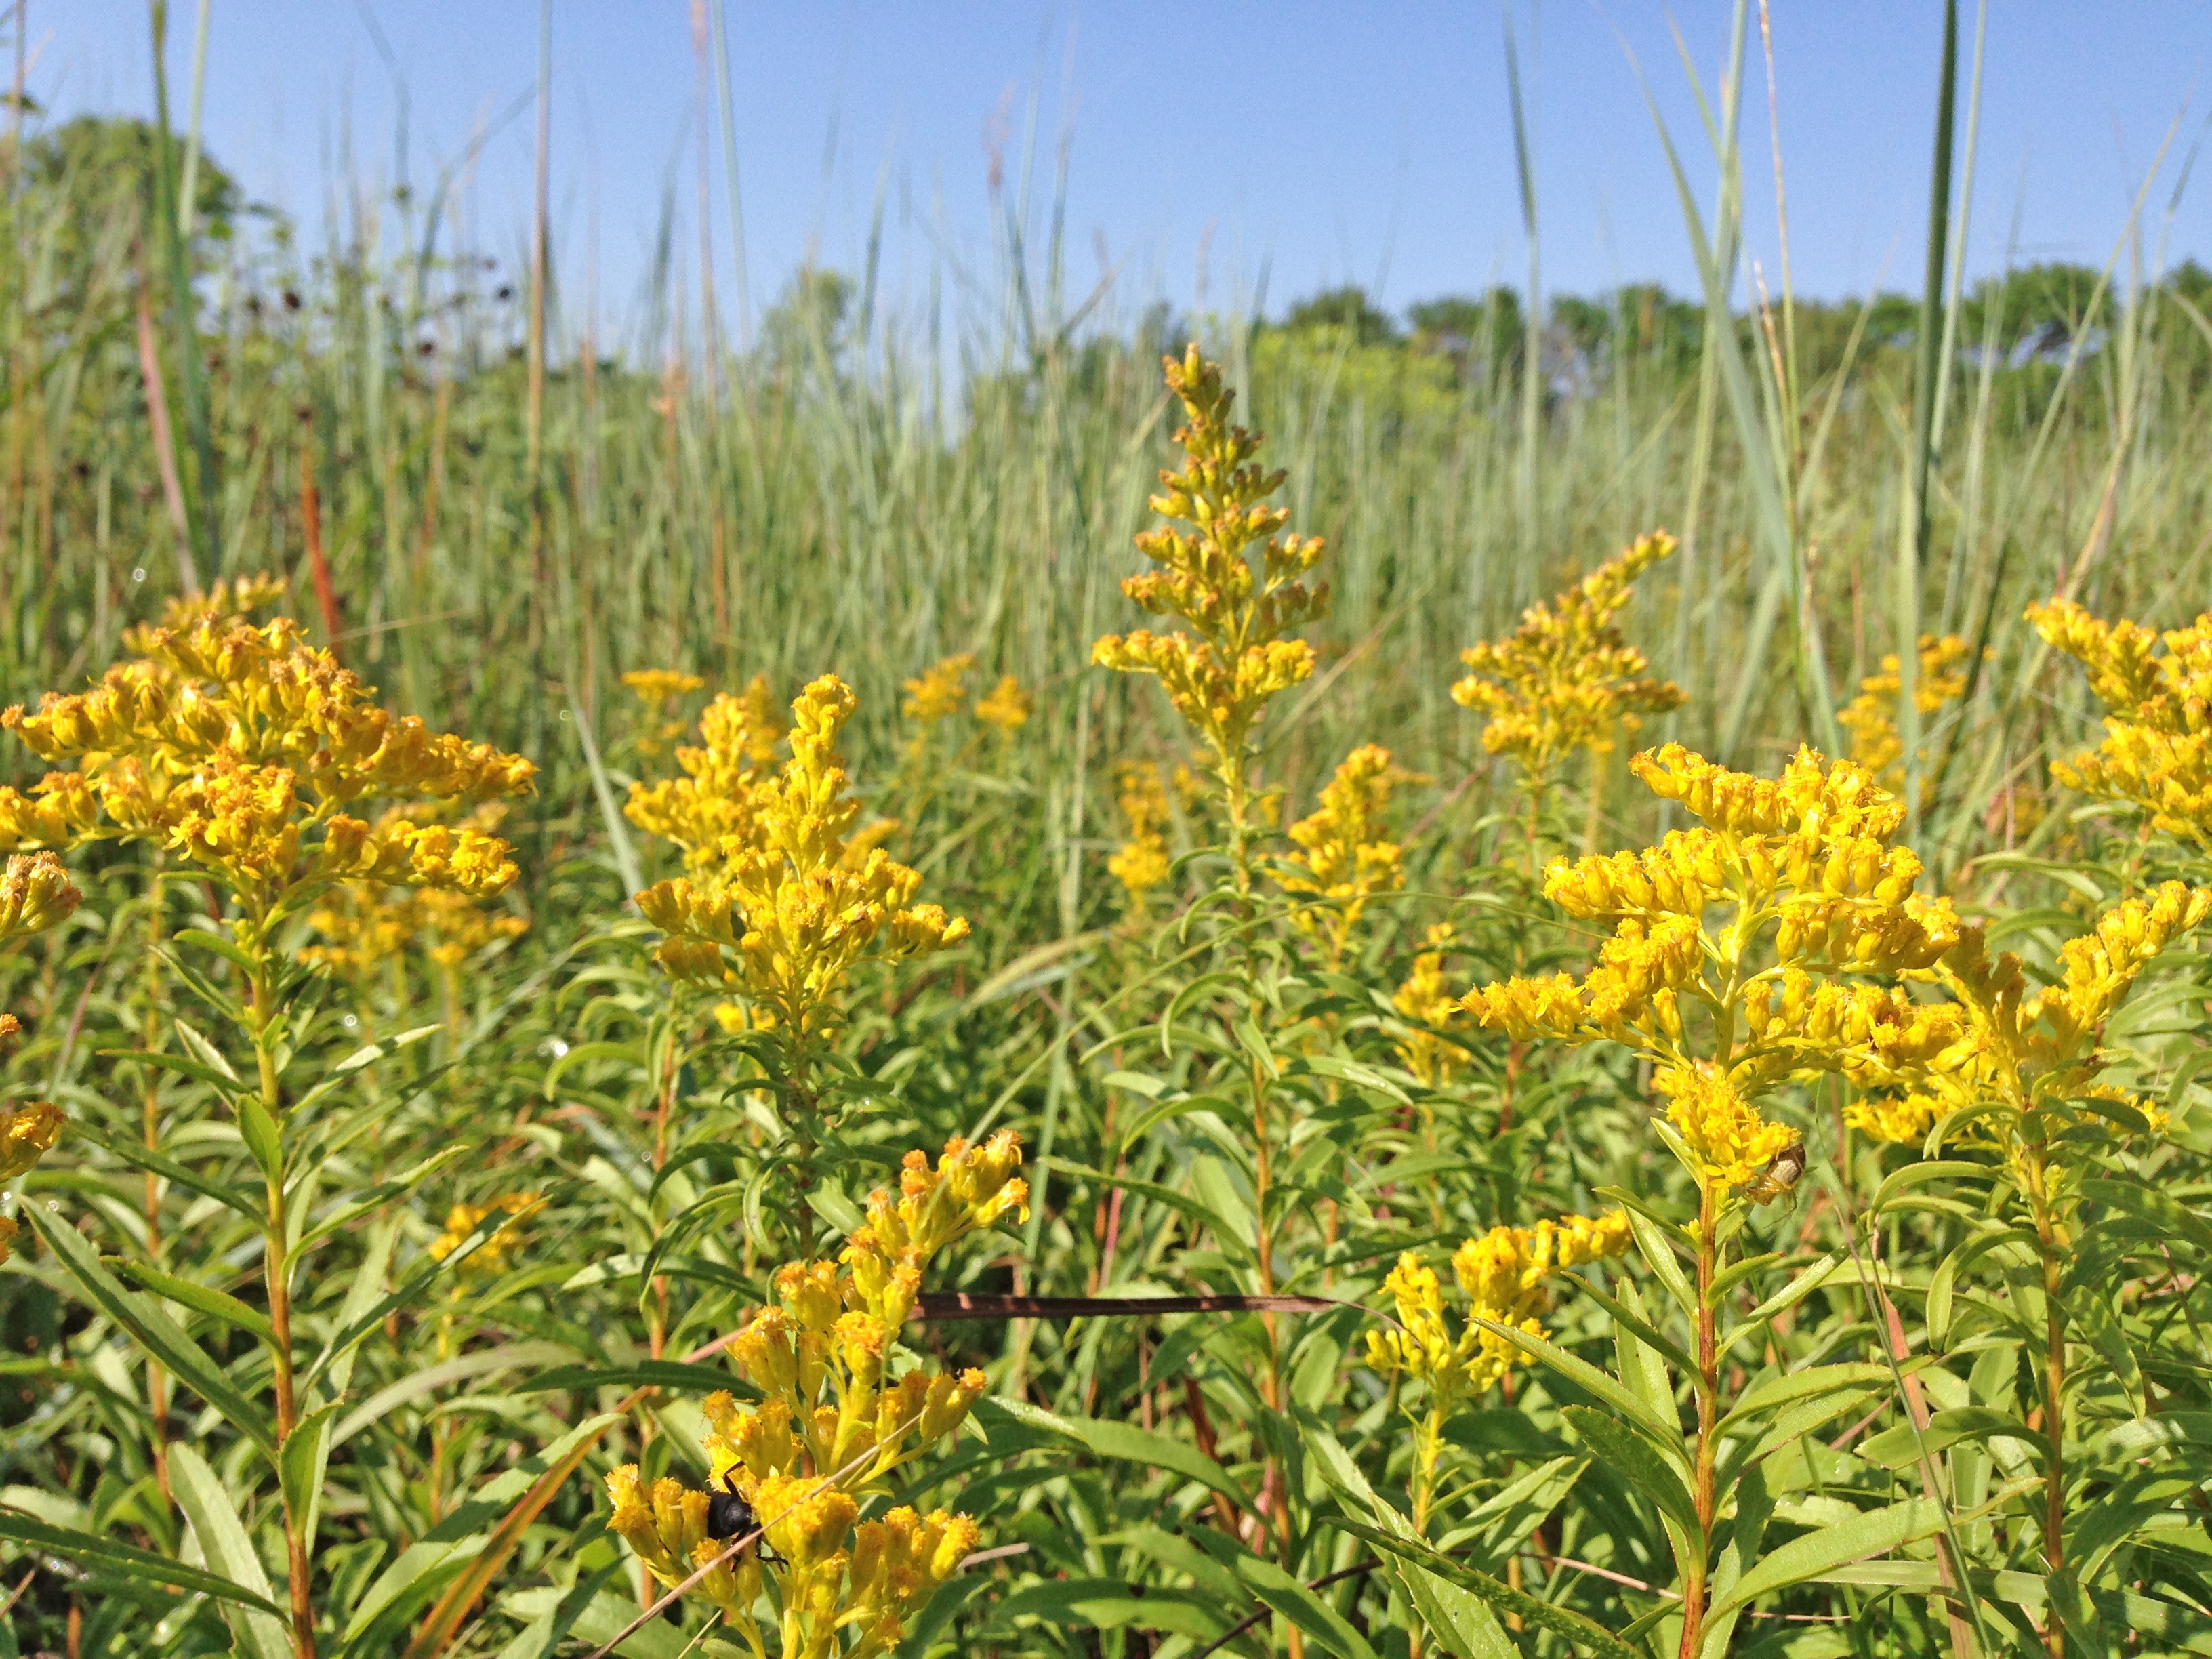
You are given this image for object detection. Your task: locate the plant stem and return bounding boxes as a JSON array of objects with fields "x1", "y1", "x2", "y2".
[
  {"x1": 2036, "y1": 1194, "x2": 2067, "y2": 1659},
  {"x1": 1679, "y1": 1179, "x2": 1721, "y2": 1659},
  {"x1": 251, "y1": 966, "x2": 316, "y2": 1659}
]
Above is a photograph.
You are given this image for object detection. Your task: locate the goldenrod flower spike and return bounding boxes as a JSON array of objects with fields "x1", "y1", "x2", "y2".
[
  {"x1": 972, "y1": 674, "x2": 1031, "y2": 735},
  {"x1": 0, "y1": 617, "x2": 533, "y2": 940},
  {"x1": 609, "y1": 1136, "x2": 1018, "y2": 1656},
  {"x1": 2032, "y1": 597, "x2": 2212, "y2": 852},
  {"x1": 625, "y1": 675, "x2": 785, "y2": 871},
  {"x1": 901, "y1": 654, "x2": 975, "y2": 725},
  {"x1": 637, "y1": 676, "x2": 967, "y2": 1065},
  {"x1": 1465, "y1": 742, "x2": 1972, "y2": 1193},
  {"x1": 1452, "y1": 531, "x2": 1686, "y2": 801},
  {"x1": 1279, "y1": 745, "x2": 1414, "y2": 966},
  {"x1": 1093, "y1": 346, "x2": 1329, "y2": 868},
  {"x1": 1393, "y1": 924, "x2": 1470, "y2": 1087},
  {"x1": 1107, "y1": 762, "x2": 1173, "y2": 903},
  {"x1": 1844, "y1": 880, "x2": 2212, "y2": 1160},
  {"x1": 1365, "y1": 1210, "x2": 1631, "y2": 1532},
  {"x1": 1838, "y1": 633, "x2": 1980, "y2": 788}
]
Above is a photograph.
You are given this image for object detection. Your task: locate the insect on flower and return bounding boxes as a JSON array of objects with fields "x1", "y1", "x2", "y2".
[{"x1": 1740, "y1": 1140, "x2": 1809, "y2": 1206}]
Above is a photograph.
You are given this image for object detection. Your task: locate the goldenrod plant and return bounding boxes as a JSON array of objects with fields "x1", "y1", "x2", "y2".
[
  {"x1": 1277, "y1": 743, "x2": 1411, "y2": 968},
  {"x1": 1367, "y1": 1211, "x2": 1629, "y2": 1537},
  {"x1": 1452, "y1": 531, "x2": 1686, "y2": 843},
  {"x1": 605, "y1": 1134, "x2": 1025, "y2": 1656},
  {"x1": 0, "y1": 618, "x2": 532, "y2": 1658},
  {"x1": 1839, "y1": 632, "x2": 1979, "y2": 783},
  {"x1": 638, "y1": 674, "x2": 968, "y2": 1087},
  {"x1": 1095, "y1": 343, "x2": 1328, "y2": 889},
  {"x1": 2032, "y1": 598, "x2": 2212, "y2": 861},
  {"x1": 1463, "y1": 743, "x2": 1967, "y2": 1658},
  {"x1": 1106, "y1": 759, "x2": 1173, "y2": 906}
]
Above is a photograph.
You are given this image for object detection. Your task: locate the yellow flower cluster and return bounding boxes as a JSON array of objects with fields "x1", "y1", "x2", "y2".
[
  {"x1": 0, "y1": 852, "x2": 82, "y2": 1263},
  {"x1": 606, "y1": 1134, "x2": 1026, "y2": 1658},
  {"x1": 1464, "y1": 744, "x2": 1963, "y2": 1194},
  {"x1": 0, "y1": 619, "x2": 532, "y2": 943},
  {"x1": 427, "y1": 1191, "x2": 544, "y2": 1277},
  {"x1": 120, "y1": 571, "x2": 289, "y2": 655},
  {"x1": 1393, "y1": 924, "x2": 1470, "y2": 1088},
  {"x1": 637, "y1": 676, "x2": 968, "y2": 1046},
  {"x1": 623, "y1": 668, "x2": 705, "y2": 756},
  {"x1": 2031, "y1": 598, "x2": 2212, "y2": 853},
  {"x1": 1093, "y1": 346, "x2": 1328, "y2": 806},
  {"x1": 1366, "y1": 1211, "x2": 1631, "y2": 1404},
  {"x1": 1279, "y1": 745, "x2": 1412, "y2": 965},
  {"x1": 0, "y1": 851, "x2": 81, "y2": 942},
  {"x1": 1452, "y1": 532, "x2": 1687, "y2": 793},
  {"x1": 973, "y1": 675, "x2": 1031, "y2": 736},
  {"x1": 902, "y1": 655, "x2": 976, "y2": 724},
  {"x1": 625, "y1": 674, "x2": 786, "y2": 872},
  {"x1": 1838, "y1": 633, "x2": 1978, "y2": 785},
  {"x1": 1845, "y1": 882, "x2": 2212, "y2": 1160},
  {"x1": 307, "y1": 806, "x2": 529, "y2": 979},
  {"x1": 1107, "y1": 762, "x2": 1173, "y2": 903}
]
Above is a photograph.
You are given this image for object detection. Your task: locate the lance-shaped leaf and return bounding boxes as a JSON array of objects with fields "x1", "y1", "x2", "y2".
[
  {"x1": 25, "y1": 1203, "x2": 274, "y2": 1454},
  {"x1": 169, "y1": 1443, "x2": 291, "y2": 1659}
]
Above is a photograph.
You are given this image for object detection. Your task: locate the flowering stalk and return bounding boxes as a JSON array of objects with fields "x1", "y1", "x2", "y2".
[
  {"x1": 0, "y1": 617, "x2": 532, "y2": 1658},
  {"x1": 1094, "y1": 345, "x2": 1327, "y2": 894},
  {"x1": 1453, "y1": 531, "x2": 1684, "y2": 860},
  {"x1": 1847, "y1": 881, "x2": 2211, "y2": 1656},
  {"x1": 1466, "y1": 743, "x2": 1961, "y2": 1657},
  {"x1": 605, "y1": 1134, "x2": 1025, "y2": 1656},
  {"x1": 636, "y1": 674, "x2": 966, "y2": 1248}
]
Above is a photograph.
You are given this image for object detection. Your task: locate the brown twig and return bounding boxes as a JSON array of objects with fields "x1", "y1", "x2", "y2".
[{"x1": 913, "y1": 1290, "x2": 1353, "y2": 1322}]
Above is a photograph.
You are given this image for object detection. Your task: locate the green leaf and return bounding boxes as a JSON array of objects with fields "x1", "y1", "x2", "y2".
[
  {"x1": 287, "y1": 1025, "x2": 443, "y2": 1118},
  {"x1": 1472, "y1": 1315, "x2": 1683, "y2": 1451},
  {"x1": 62, "y1": 1118, "x2": 266, "y2": 1225},
  {"x1": 24, "y1": 1203, "x2": 275, "y2": 1454},
  {"x1": 1232, "y1": 1553, "x2": 1381, "y2": 1659},
  {"x1": 1718, "y1": 1363, "x2": 1897, "y2": 1435},
  {"x1": 169, "y1": 921, "x2": 262, "y2": 976},
  {"x1": 1574, "y1": 1274, "x2": 1699, "y2": 1378},
  {"x1": 0, "y1": 1511, "x2": 287, "y2": 1618},
  {"x1": 93, "y1": 1046, "x2": 243, "y2": 1097},
  {"x1": 518, "y1": 1360, "x2": 750, "y2": 1397},
  {"x1": 1302, "y1": 1418, "x2": 1513, "y2": 1659},
  {"x1": 1562, "y1": 1405, "x2": 1702, "y2": 1544},
  {"x1": 111, "y1": 1259, "x2": 276, "y2": 1341},
  {"x1": 1708, "y1": 1498, "x2": 1942, "y2": 1618},
  {"x1": 280, "y1": 1404, "x2": 342, "y2": 1557},
  {"x1": 236, "y1": 1090, "x2": 283, "y2": 1183},
  {"x1": 994, "y1": 1398, "x2": 1252, "y2": 1509},
  {"x1": 990, "y1": 1578, "x2": 1226, "y2": 1641},
  {"x1": 1858, "y1": 1409, "x2": 2036, "y2": 1471},
  {"x1": 1330, "y1": 1519, "x2": 1644, "y2": 1659},
  {"x1": 1721, "y1": 1248, "x2": 1849, "y2": 1353},
  {"x1": 169, "y1": 1443, "x2": 291, "y2": 1659},
  {"x1": 1456, "y1": 1454, "x2": 1593, "y2": 1575},
  {"x1": 169, "y1": 1017, "x2": 243, "y2": 1084}
]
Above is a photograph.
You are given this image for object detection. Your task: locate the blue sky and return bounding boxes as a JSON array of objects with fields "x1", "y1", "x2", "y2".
[{"x1": 45, "y1": 3, "x2": 2212, "y2": 345}]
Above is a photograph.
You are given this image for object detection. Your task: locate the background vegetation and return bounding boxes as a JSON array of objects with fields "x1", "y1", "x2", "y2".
[{"x1": 3, "y1": 8, "x2": 2212, "y2": 1650}]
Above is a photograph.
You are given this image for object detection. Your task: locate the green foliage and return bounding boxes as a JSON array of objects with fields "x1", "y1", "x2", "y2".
[{"x1": 0, "y1": 88, "x2": 2211, "y2": 1659}]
